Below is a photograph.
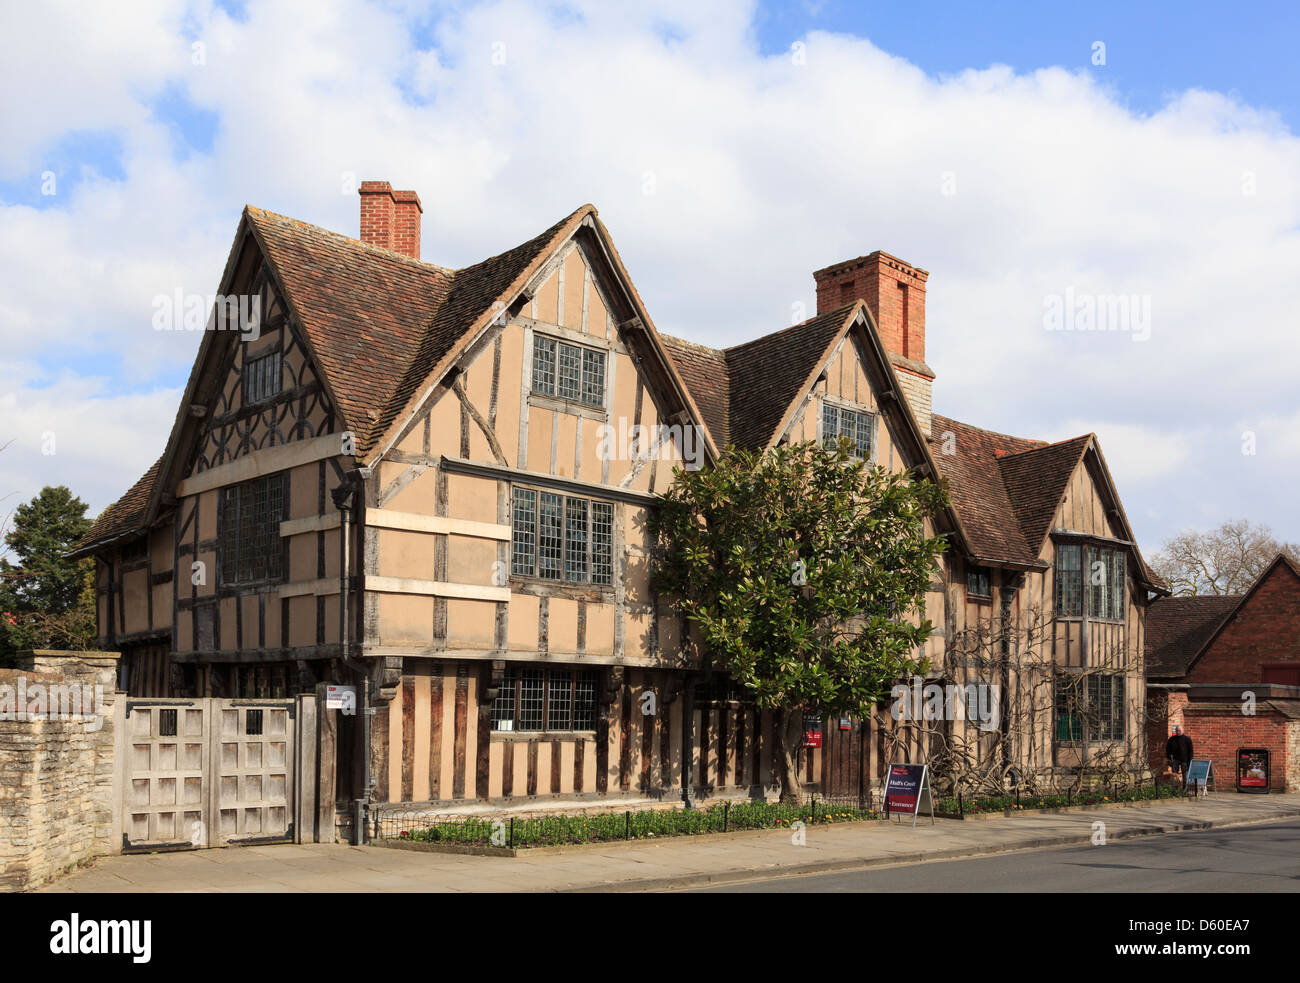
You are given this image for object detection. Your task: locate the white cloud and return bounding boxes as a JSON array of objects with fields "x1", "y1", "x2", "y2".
[{"x1": 0, "y1": 0, "x2": 1297, "y2": 554}]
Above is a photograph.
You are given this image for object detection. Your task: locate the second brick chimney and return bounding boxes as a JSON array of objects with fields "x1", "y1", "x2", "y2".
[
  {"x1": 814, "y1": 250, "x2": 934, "y2": 438},
  {"x1": 359, "y1": 180, "x2": 422, "y2": 260}
]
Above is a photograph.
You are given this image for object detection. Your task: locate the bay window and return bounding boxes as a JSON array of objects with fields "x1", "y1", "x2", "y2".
[{"x1": 1055, "y1": 542, "x2": 1126, "y2": 620}]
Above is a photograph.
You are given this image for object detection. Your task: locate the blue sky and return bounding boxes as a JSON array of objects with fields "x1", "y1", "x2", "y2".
[
  {"x1": 755, "y1": 1, "x2": 1299, "y2": 129},
  {"x1": 1, "y1": 0, "x2": 1298, "y2": 559}
]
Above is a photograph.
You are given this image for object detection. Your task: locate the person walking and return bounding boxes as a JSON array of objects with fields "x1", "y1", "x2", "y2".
[{"x1": 1166, "y1": 725, "x2": 1193, "y2": 782}]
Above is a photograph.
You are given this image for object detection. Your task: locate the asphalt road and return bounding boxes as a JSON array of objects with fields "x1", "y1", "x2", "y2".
[{"x1": 688, "y1": 819, "x2": 1300, "y2": 892}]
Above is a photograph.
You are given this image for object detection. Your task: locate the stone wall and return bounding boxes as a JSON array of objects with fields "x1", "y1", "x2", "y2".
[{"x1": 0, "y1": 650, "x2": 122, "y2": 892}]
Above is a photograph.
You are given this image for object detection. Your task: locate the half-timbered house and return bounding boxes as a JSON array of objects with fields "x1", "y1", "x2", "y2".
[{"x1": 75, "y1": 184, "x2": 1167, "y2": 827}]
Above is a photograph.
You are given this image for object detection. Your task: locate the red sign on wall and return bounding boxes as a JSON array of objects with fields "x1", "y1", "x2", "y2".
[
  {"x1": 1237, "y1": 748, "x2": 1269, "y2": 791},
  {"x1": 802, "y1": 730, "x2": 823, "y2": 748}
]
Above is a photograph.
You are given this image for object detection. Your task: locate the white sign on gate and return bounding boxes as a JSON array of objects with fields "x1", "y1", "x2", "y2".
[{"x1": 325, "y1": 684, "x2": 356, "y2": 713}]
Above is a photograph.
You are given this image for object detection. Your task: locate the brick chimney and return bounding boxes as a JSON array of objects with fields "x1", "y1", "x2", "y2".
[
  {"x1": 814, "y1": 250, "x2": 934, "y2": 438},
  {"x1": 359, "y1": 180, "x2": 422, "y2": 260}
]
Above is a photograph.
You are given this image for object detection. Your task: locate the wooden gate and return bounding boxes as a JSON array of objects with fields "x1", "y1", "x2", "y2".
[{"x1": 121, "y1": 697, "x2": 296, "y2": 851}]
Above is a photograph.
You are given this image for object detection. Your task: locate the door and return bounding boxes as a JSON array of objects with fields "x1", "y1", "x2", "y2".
[
  {"x1": 821, "y1": 715, "x2": 867, "y2": 801},
  {"x1": 212, "y1": 700, "x2": 295, "y2": 845},
  {"x1": 122, "y1": 699, "x2": 210, "y2": 851}
]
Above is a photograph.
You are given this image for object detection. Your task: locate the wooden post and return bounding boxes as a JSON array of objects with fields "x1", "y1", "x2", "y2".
[
  {"x1": 315, "y1": 682, "x2": 337, "y2": 843},
  {"x1": 297, "y1": 691, "x2": 318, "y2": 843}
]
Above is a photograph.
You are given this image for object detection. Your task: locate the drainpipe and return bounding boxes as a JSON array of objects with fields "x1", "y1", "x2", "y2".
[{"x1": 331, "y1": 480, "x2": 370, "y2": 845}]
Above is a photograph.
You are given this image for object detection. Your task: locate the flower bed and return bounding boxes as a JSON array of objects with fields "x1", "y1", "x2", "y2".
[
  {"x1": 935, "y1": 782, "x2": 1185, "y2": 816},
  {"x1": 392, "y1": 799, "x2": 880, "y2": 849}
]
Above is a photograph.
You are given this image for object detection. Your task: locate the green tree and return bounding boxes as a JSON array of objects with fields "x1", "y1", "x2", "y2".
[
  {"x1": 650, "y1": 439, "x2": 949, "y2": 802},
  {"x1": 0, "y1": 485, "x2": 96, "y2": 662}
]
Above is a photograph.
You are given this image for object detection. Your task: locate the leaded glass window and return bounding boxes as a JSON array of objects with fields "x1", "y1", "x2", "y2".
[
  {"x1": 531, "y1": 335, "x2": 606, "y2": 407},
  {"x1": 538, "y1": 493, "x2": 563, "y2": 580},
  {"x1": 591, "y1": 503, "x2": 613, "y2": 585},
  {"x1": 511, "y1": 487, "x2": 614, "y2": 587},
  {"x1": 491, "y1": 667, "x2": 600, "y2": 732},
  {"x1": 243, "y1": 350, "x2": 282, "y2": 405},
  {"x1": 1055, "y1": 544, "x2": 1083, "y2": 617},
  {"x1": 557, "y1": 342, "x2": 582, "y2": 401},
  {"x1": 219, "y1": 472, "x2": 287, "y2": 585},
  {"x1": 564, "y1": 497, "x2": 588, "y2": 583},
  {"x1": 518, "y1": 667, "x2": 544, "y2": 731},
  {"x1": 532, "y1": 336, "x2": 556, "y2": 396},
  {"x1": 511, "y1": 488, "x2": 537, "y2": 576},
  {"x1": 821, "y1": 402, "x2": 874, "y2": 459}
]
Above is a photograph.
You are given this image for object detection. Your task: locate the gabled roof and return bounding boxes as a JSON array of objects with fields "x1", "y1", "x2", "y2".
[
  {"x1": 244, "y1": 206, "x2": 456, "y2": 455},
  {"x1": 926, "y1": 413, "x2": 1163, "y2": 588},
  {"x1": 1145, "y1": 594, "x2": 1241, "y2": 678},
  {"x1": 75, "y1": 202, "x2": 710, "y2": 555},
  {"x1": 367, "y1": 206, "x2": 591, "y2": 459},
  {"x1": 726, "y1": 307, "x2": 854, "y2": 452},
  {"x1": 662, "y1": 306, "x2": 856, "y2": 453},
  {"x1": 1146, "y1": 553, "x2": 1300, "y2": 679},
  {"x1": 927, "y1": 415, "x2": 1043, "y2": 565},
  {"x1": 998, "y1": 434, "x2": 1093, "y2": 550}
]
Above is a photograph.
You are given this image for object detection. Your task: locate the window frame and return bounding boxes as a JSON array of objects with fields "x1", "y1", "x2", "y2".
[
  {"x1": 1054, "y1": 544, "x2": 1084, "y2": 618},
  {"x1": 820, "y1": 398, "x2": 876, "y2": 462},
  {"x1": 243, "y1": 349, "x2": 283, "y2": 406},
  {"x1": 1054, "y1": 671, "x2": 1126, "y2": 744},
  {"x1": 530, "y1": 333, "x2": 607, "y2": 410},
  {"x1": 510, "y1": 485, "x2": 614, "y2": 587},
  {"x1": 1054, "y1": 539, "x2": 1129, "y2": 622},
  {"x1": 491, "y1": 666, "x2": 601, "y2": 733},
  {"x1": 218, "y1": 471, "x2": 288, "y2": 587},
  {"x1": 966, "y1": 564, "x2": 991, "y2": 601}
]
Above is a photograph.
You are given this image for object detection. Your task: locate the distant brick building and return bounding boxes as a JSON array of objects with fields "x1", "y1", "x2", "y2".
[{"x1": 1145, "y1": 555, "x2": 1300, "y2": 791}]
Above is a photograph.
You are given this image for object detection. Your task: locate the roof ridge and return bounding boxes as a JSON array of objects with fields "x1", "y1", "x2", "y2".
[
  {"x1": 721, "y1": 303, "x2": 856, "y2": 358},
  {"x1": 244, "y1": 205, "x2": 457, "y2": 275},
  {"x1": 999, "y1": 432, "x2": 1092, "y2": 460},
  {"x1": 659, "y1": 332, "x2": 724, "y2": 356},
  {"x1": 929, "y1": 413, "x2": 1048, "y2": 449}
]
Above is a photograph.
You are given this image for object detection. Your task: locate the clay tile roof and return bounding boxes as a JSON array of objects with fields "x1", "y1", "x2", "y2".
[
  {"x1": 245, "y1": 206, "x2": 455, "y2": 455},
  {"x1": 998, "y1": 433, "x2": 1094, "y2": 549},
  {"x1": 371, "y1": 206, "x2": 585, "y2": 452},
  {"x1": 77, "y1": 205, "x2": 587, "y2": 554},
  {"x1": 658, "y1": 334, "x2": 731, "y2": 448},
  {"x1": 928, "y1": 414, "x2": 1045, "y2": 564},
  {"x1": 72, "y1": 456, "x2": 163, "y2": 554},
  {"x1": 724, "y1": 306, "x2": 851, "y2": 451},
  {"x1": 659, "y1": 307, "x2": 852, "y2": 453},
  {"x1": 1144, "y1": 594, "x2": 1241, "y2": 678}
]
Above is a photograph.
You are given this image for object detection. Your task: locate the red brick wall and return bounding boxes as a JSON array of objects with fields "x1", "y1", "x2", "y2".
[
  {"x1": 1181, "y1": 704, "x2": 1291, "y2": 791},
  {"x1": 359, "y1": 180, "x2": 395, "y2": 251},
  {"x1": 391, "y1": 189, "x2": 422, "y2": 260},
  {"x1": 814, "y1": 252, "x2": 928, "y2": 362},
  {"x1": 1188, "y1": 561, "x2": 1300, "y2": 685}
]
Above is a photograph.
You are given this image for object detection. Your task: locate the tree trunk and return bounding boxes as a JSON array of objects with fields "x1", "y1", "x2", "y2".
[{"x1": 776, "y1": 706, "x2": 805, "y2": 804}]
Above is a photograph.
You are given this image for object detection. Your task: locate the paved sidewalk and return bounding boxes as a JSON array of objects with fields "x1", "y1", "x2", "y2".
[{"x1": 38, "y1": 793, "x2": 1300, "y2": 893}]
